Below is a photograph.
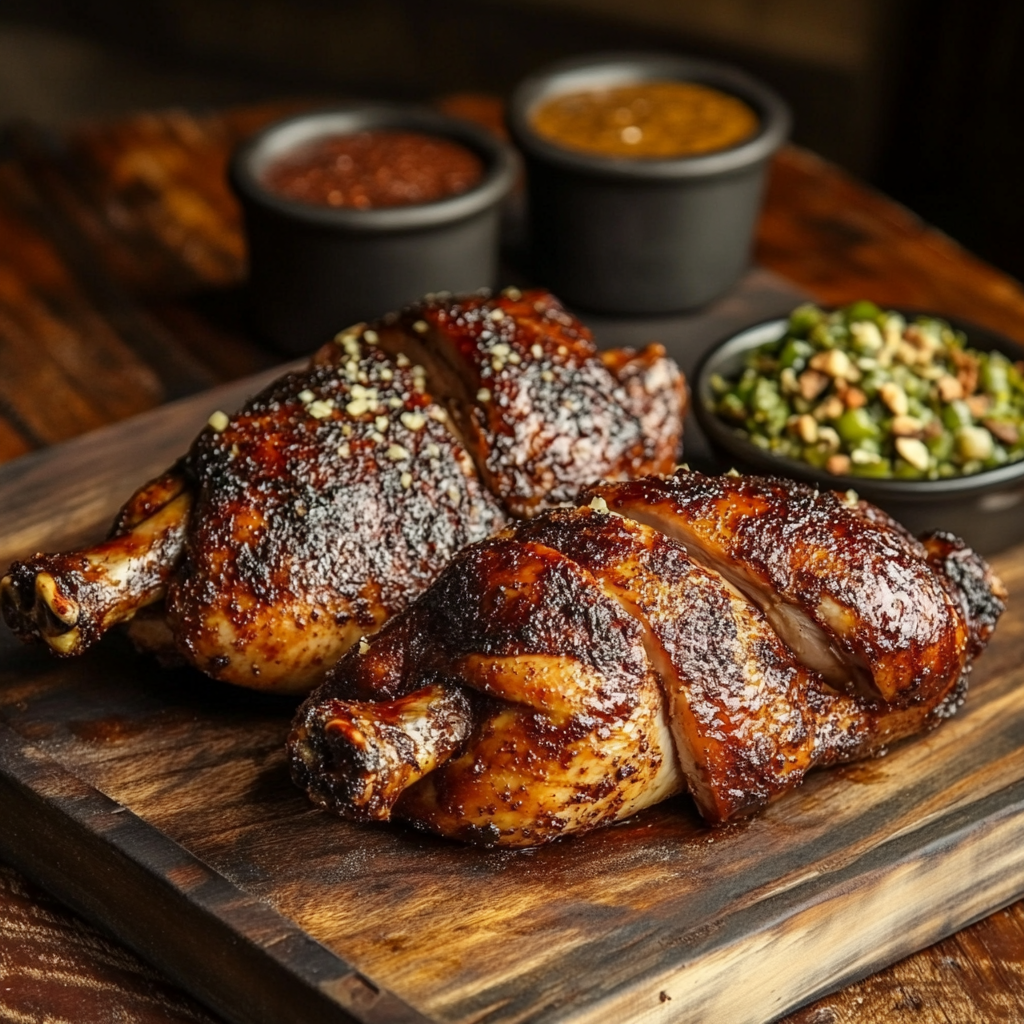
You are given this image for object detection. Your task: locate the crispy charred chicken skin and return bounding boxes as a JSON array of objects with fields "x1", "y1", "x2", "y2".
[
  {"x1": 289, "y1": 470, "x2": 1005, "y2": 845},
  {"x1": 1, "y1": 290, "x2": 686, "y2": 693}
]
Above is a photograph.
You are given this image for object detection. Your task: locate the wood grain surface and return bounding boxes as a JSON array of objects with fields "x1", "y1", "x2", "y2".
[{"x1": 2, "y1": 99, "x2": 1024, "y2": 1024}]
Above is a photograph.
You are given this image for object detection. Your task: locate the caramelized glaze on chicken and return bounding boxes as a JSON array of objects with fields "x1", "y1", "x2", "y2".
[
  {"x1": 1, "y1": 290, "x2": 686, "y2": 693},
  {"x1": 289, "y1": 470, "x2": 1005, "y2": 844}
]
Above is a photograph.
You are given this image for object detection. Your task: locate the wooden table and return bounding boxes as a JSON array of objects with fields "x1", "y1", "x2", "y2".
[{"x1": 1, "y1": 99, "x2": 1023, "y2": 1024}]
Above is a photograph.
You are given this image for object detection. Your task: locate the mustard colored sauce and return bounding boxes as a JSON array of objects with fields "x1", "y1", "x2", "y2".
[{"x1": 530, "y1": 80, "x2": 759, "y2": 159}]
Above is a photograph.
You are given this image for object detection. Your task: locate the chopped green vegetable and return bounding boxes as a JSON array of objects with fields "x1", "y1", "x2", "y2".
[{"x1": 711, "y1": 302, "x2": 1024, "y2": 479}]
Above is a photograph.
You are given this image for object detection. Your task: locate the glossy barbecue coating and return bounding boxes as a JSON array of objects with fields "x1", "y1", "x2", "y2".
[
  {"x1": 0, "y1": 470, "x2": 191, "y2": 656},
  {"x1": 289, "y1": 478, "x2": 1004, "y2": 844},
  {"x1": 1, "y1": 290, "x2": 687, "y2": 692},
  {"x1": 290, "y1": 534, "x2": 683, "y2": 845},
  {"x1": 372, "y1": 288, "x2": 687, "y2": 516},
  {"x1": 592, "y1": 470, "x2": 981, "y2": 708},
  {"x1": 166, "y1": 341, "x2": 504, "y2": 692}
]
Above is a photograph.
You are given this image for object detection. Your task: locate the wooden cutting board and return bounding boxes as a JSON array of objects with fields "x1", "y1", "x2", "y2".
[{"x1": 2, "y1": 286, "x2": 1024, "y2": 1024}]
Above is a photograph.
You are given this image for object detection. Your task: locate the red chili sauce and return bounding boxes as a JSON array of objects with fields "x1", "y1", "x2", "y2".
[{"x1": 262, "y1": 130, "x2": 485, "y2": 209}]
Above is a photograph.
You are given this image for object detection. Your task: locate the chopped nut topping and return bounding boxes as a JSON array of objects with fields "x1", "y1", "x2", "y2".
[
  {"x1": 447, "y1": 485, "x2": 462, "y2": 505},
  {"x1": 957, "y1": 424, "x2": 994, "y2": 461},
  {"x1": 798, "y1": 369, "x2": 830, "y2": 401},
  {"x1": 530, "y1": 343, "x2": 544, "y2": 359},
  {"x1": 358, "y1": 639, "x2": 370, "y2": 655},
  {"x1": 362, "y1": 329, "x2": 379, "y2": 344},
  {"x1": 337, "y1": 442, "x2": 351, "y2": 458},
  {"x1": 794, "y1": 414, "x2": 818, "y2": 445},
  {"x1": 588, "y1": 495, "x2": 610, "y2": 513},
  {"x1": 936, "y1": 375, "x2": 963, "y2": 402},
  {"x1": 476, "y1": 387, "x2": 492, "y2": 402},
  {"x1": 335, "y1": 323, "x2": 364, "y2": 343},
  {"x1": 428, "y1": 406, "x2": 448, "y2": 422},
  {"x1": 827, "y1": 453, "x2": 851, "y2": 475},
  {"x1": 850, "y1": 321, "x2": 883, "y2": 353},
  {"x1": 507, "y1": 351, "x2": 522, "y2": 365},
  {"x1": 375, "y1": 415, "x2": 390, "y2": 432},
  {"x1": 501, "y1": 286, "x2": 522, "y2": 300},
  {"x1": 379, "y1": 367, "x2": 394, "y2": 382},
  {"x1": 965, "y1": 394, "x2": 991, "y2": 418},
  {"x1": 817, "y1": 426, "x2": 840, "y2": 451},
  {"x1": 341, "y1": 423, "x2": 353, "y2": 437},
  {"x1": 851, "y1": 448, "x2": 880, "y2": 465},
  {"x1": 426, "y1": 442, "x2": 440, "y2": 458},
  {"x1": 540, "y1": 370, "x2": 555, "y2": 383},
  {"x1": 491, "y1": 343, "x2": 511, "y2": 358},
  {"x1": 815, "y1": 394, "x2": 845, "y2": 421},
  {"x1": 809, "y1": 349, "x2": 854, "y2": 380},
  {"x1": 400, "y1": 411, "x2": 426, "y2": 431},
  {"x1": 307, "y1": 399, "x2": 335, "y2": 419},
  {"x1": 207, "y1": 410, "x2": 229, "y2": 433},
  {"x1": 386, "y1": 443, "x2": 410, "y2": 461},
  {"x1": 891, "y1": 415, "x2": 924, "y2": 436},
  {"x1": 396, "y1": 353, "x2": 411, "y2": 368},
  {"x1": 879, "y1": 382, "x2": 909, "y2": 417},
  {"x1": 983, "y1": 418, "x2": 1020, "y2": 446},
  {"x1": 388, "y1": 397, "x2": 403, "y2": 409},
  {"x1": 346, "y1": 398, "x2": 369, "y2": 417},
  {"x1": 895, "y1": 436, "x2": 930, "y2": 471},
  {"x1": 400, "y1": 471, "x2": 413, "y2": 489},
  {"x1": 843, "y1": 387, "x2": 867, "y2": 410},
  {"x1": 412, "y1": 320, "x2": 429, "y2": 334},
  {"x1": 297, "y1": 389, "x2": 315, "y2": 403},
  {"x1": 489, "y1": 308, "x2": 505, "y2": 321},
  {"x1": 370, "y1": 431, "x2": 385, "y2": 443}
]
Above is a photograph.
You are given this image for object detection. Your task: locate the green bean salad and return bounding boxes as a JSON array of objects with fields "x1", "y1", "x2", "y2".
[{"x1": 710, "y1": 302, "x2": 1024, "y2": 479}]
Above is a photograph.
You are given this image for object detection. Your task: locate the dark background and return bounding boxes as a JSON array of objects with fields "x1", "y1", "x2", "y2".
[{"x1": 0, "y1": 0, "x2": 1020, "y2": 285}]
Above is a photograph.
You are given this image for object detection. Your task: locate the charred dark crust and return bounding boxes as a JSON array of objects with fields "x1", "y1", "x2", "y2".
[{"x1": 920, "y1": 531, "x2": 1007, "y2": 658}]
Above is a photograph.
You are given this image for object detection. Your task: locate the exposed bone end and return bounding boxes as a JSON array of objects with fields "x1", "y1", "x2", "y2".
[
  {"x1": 2, "y1": 567, "x2": 78, "y2": 649},
  {"x1": 0, "y1": 573, "x2": 26, "y2": 635},
  {"x1": 34, "y1": 571, "x2": 81, "y2": 629},
  {"x1": 288, "y1": 684, "x2": 475, "y2": 823},
  {"x1": 2, "y1": 485, "x2": 191, "y2": 659}
]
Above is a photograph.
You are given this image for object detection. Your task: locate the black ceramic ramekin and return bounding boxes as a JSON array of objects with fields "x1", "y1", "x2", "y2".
[
  {"x1": 508, "y1": 53, "x2": 791, "y2": 315},
  {"x1": 230, "y1": 105, "x2": 518, "y2": 353},
  {"x1": 694, "y1": 315, "x2": 1024, "y2": 555}
]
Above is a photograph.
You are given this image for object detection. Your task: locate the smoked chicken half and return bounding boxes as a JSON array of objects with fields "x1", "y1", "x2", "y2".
[
  {"x1": 0, "y1": 289, "x2": 686, "y2": 693},
  {"x1": 289, "y1": 470, "x2": 1005, "y2": 845}
]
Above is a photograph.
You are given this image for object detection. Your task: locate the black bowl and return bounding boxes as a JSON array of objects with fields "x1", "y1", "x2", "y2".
[
  {"x1": 507, "y1": 52, "x2": 791, "y2": 314},
  {"x1": 694, "y1": 315, "x2": 1024, "y2": 554},
  {"x1": 230, "y1": 105, "x2": 518, "y2": 354}
]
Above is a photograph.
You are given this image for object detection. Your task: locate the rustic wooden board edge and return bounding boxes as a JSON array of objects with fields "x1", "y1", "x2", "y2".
[
  {"x1": 0, "y1": 723, "x2": 431, "y2": 1024},
  {"x1": 574, "y1": 778, "x2": 1024, "y2": 1024}
]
